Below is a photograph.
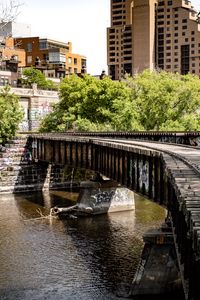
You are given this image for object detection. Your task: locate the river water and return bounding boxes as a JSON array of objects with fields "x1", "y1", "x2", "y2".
[{"x1": 0, "y1": 189, "x2": 166, "y2": 300}]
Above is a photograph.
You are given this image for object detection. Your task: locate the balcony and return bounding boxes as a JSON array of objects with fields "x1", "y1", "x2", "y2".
[{"x1": 182, "y1": 0, "x2": 192, "y2": 9}]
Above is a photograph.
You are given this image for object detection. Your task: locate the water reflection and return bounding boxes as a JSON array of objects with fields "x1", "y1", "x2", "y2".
[{"x1": 0, "y1": 190, "x2": 166, "y2": 300}]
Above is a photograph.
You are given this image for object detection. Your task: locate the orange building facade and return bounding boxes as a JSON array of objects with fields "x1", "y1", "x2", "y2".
[
  {"x1": 0, "y1": 37, "x2": 26, "y2": 86},
  {"x1": 14, "y1": 37, "x2": 87, "y2": 78}
]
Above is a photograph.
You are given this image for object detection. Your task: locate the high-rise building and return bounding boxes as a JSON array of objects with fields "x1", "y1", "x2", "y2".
[{"x1": 107, "y1": 0, "x2": 200, "y2": 80}]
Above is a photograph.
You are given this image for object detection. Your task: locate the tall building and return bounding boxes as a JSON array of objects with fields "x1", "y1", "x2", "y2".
[
  {"x1": 107, "y1": 0, "x2": 200, "y2": 80},
  {"x1": 14, "y1": 37, "x2": 87, "y2": 78}
]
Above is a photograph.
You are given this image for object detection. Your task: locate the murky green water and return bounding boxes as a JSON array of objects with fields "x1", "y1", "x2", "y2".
[{"x1": 0, "y1": 190, "x2": 166, "y2": 300}]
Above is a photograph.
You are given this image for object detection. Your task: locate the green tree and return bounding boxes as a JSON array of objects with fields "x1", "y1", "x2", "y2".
[
  {"x1": 0, "y1": 86, "x2": 24, "y2": 143},
  {"x1": 21, "y1": 67, "x2": 57, "y2": 90},
  {"x1": 126, "y1": 70, "x2": 200, "y2": 131},
  {"x1": 39, "y1": 70, "x2": 200, "y2": 133},
  {"x1": 39, "y1": 74, "x2": 141, "y2": 132}
]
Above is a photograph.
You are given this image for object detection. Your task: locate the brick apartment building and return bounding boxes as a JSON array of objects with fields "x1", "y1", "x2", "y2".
[
  {"x1": 14, "y1": 37, "x2": 87, "y2": 78},
  {"x1": 0, "y1": 37, "x2": 26, "y2": 86},
  {"x1": 107, "y1": 0, "x2": 200, "y2": 80}
]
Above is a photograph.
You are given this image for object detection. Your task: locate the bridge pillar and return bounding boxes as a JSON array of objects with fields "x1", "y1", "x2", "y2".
[{"x1": 131, "y1": 226, "x2": 184, "y2": 298}]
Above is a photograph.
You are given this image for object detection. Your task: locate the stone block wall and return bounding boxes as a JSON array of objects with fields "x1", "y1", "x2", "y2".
[{"x1": 0, "y1": 136, "x2": 94, "y2": 194}]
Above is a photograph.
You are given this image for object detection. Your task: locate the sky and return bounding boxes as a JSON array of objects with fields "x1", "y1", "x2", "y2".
[
  {"x1": 17, "y1": 0, "x2": 110, "y2": 75},
  {"x1": 11, "y1": 0, "x2": 200, "y2": 75}
]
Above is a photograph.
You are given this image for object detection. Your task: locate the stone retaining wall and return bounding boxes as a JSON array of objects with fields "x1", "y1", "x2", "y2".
[{"x1": 0, "y1": 137, "x2": 91, "y2": 194}]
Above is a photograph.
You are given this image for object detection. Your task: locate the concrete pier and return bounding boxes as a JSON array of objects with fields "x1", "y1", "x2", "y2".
[
  {"x1": 51, "y1": 180, "x2": 135, "y2": 217},
  {"x1": 130, "y1": 227, "x2": 184, "y2": 299}
]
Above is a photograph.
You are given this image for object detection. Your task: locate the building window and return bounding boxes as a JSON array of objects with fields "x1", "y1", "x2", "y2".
[
  {"x1": 74, "y1": 58, "x2": 77, "y2": 65},
  {"x1": 68, "y1": 57, "x2": 72, "y2": 64},
  {"x1": 39, "y1": 41, "x2": 47, "y2": 49},
  {"x1": 74, "y1": 68, "x2": 78, "y2": 73},
  {"x1": 43, "y1": 54, "x2": 48, "y2": 61},
  {"x1": 168, "y1": 1, "x2": 172, "y2": 5},
  {"x1": 181, "y1": 44, "x2": 190, "y2": 75},
  {"x1": 27, "y1": 56, "x2": 32, "y2": 64},
  {"x1": 158, "y1": 28, "x2": 164, "y2": 33},
  {"x1": 27, "y1": 43, "x2": 32, "y2": 52}
]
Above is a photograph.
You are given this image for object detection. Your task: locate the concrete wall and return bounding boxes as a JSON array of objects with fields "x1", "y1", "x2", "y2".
[{"x1": 8, "y1": 86, "x2": 59, "y2": 131}]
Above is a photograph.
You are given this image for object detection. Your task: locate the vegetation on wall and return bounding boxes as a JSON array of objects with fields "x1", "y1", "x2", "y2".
[
  {"x1": 0, "y1": 86, "x2": 24, "y2": 144},
  {"x1": 39, "y1": 70, "x2": 200, "y2": 132}
]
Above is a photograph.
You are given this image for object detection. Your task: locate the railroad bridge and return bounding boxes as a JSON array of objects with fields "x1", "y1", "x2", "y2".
[{"x1": 29, "y1": 132, "x2": 200, "y2": 300}]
